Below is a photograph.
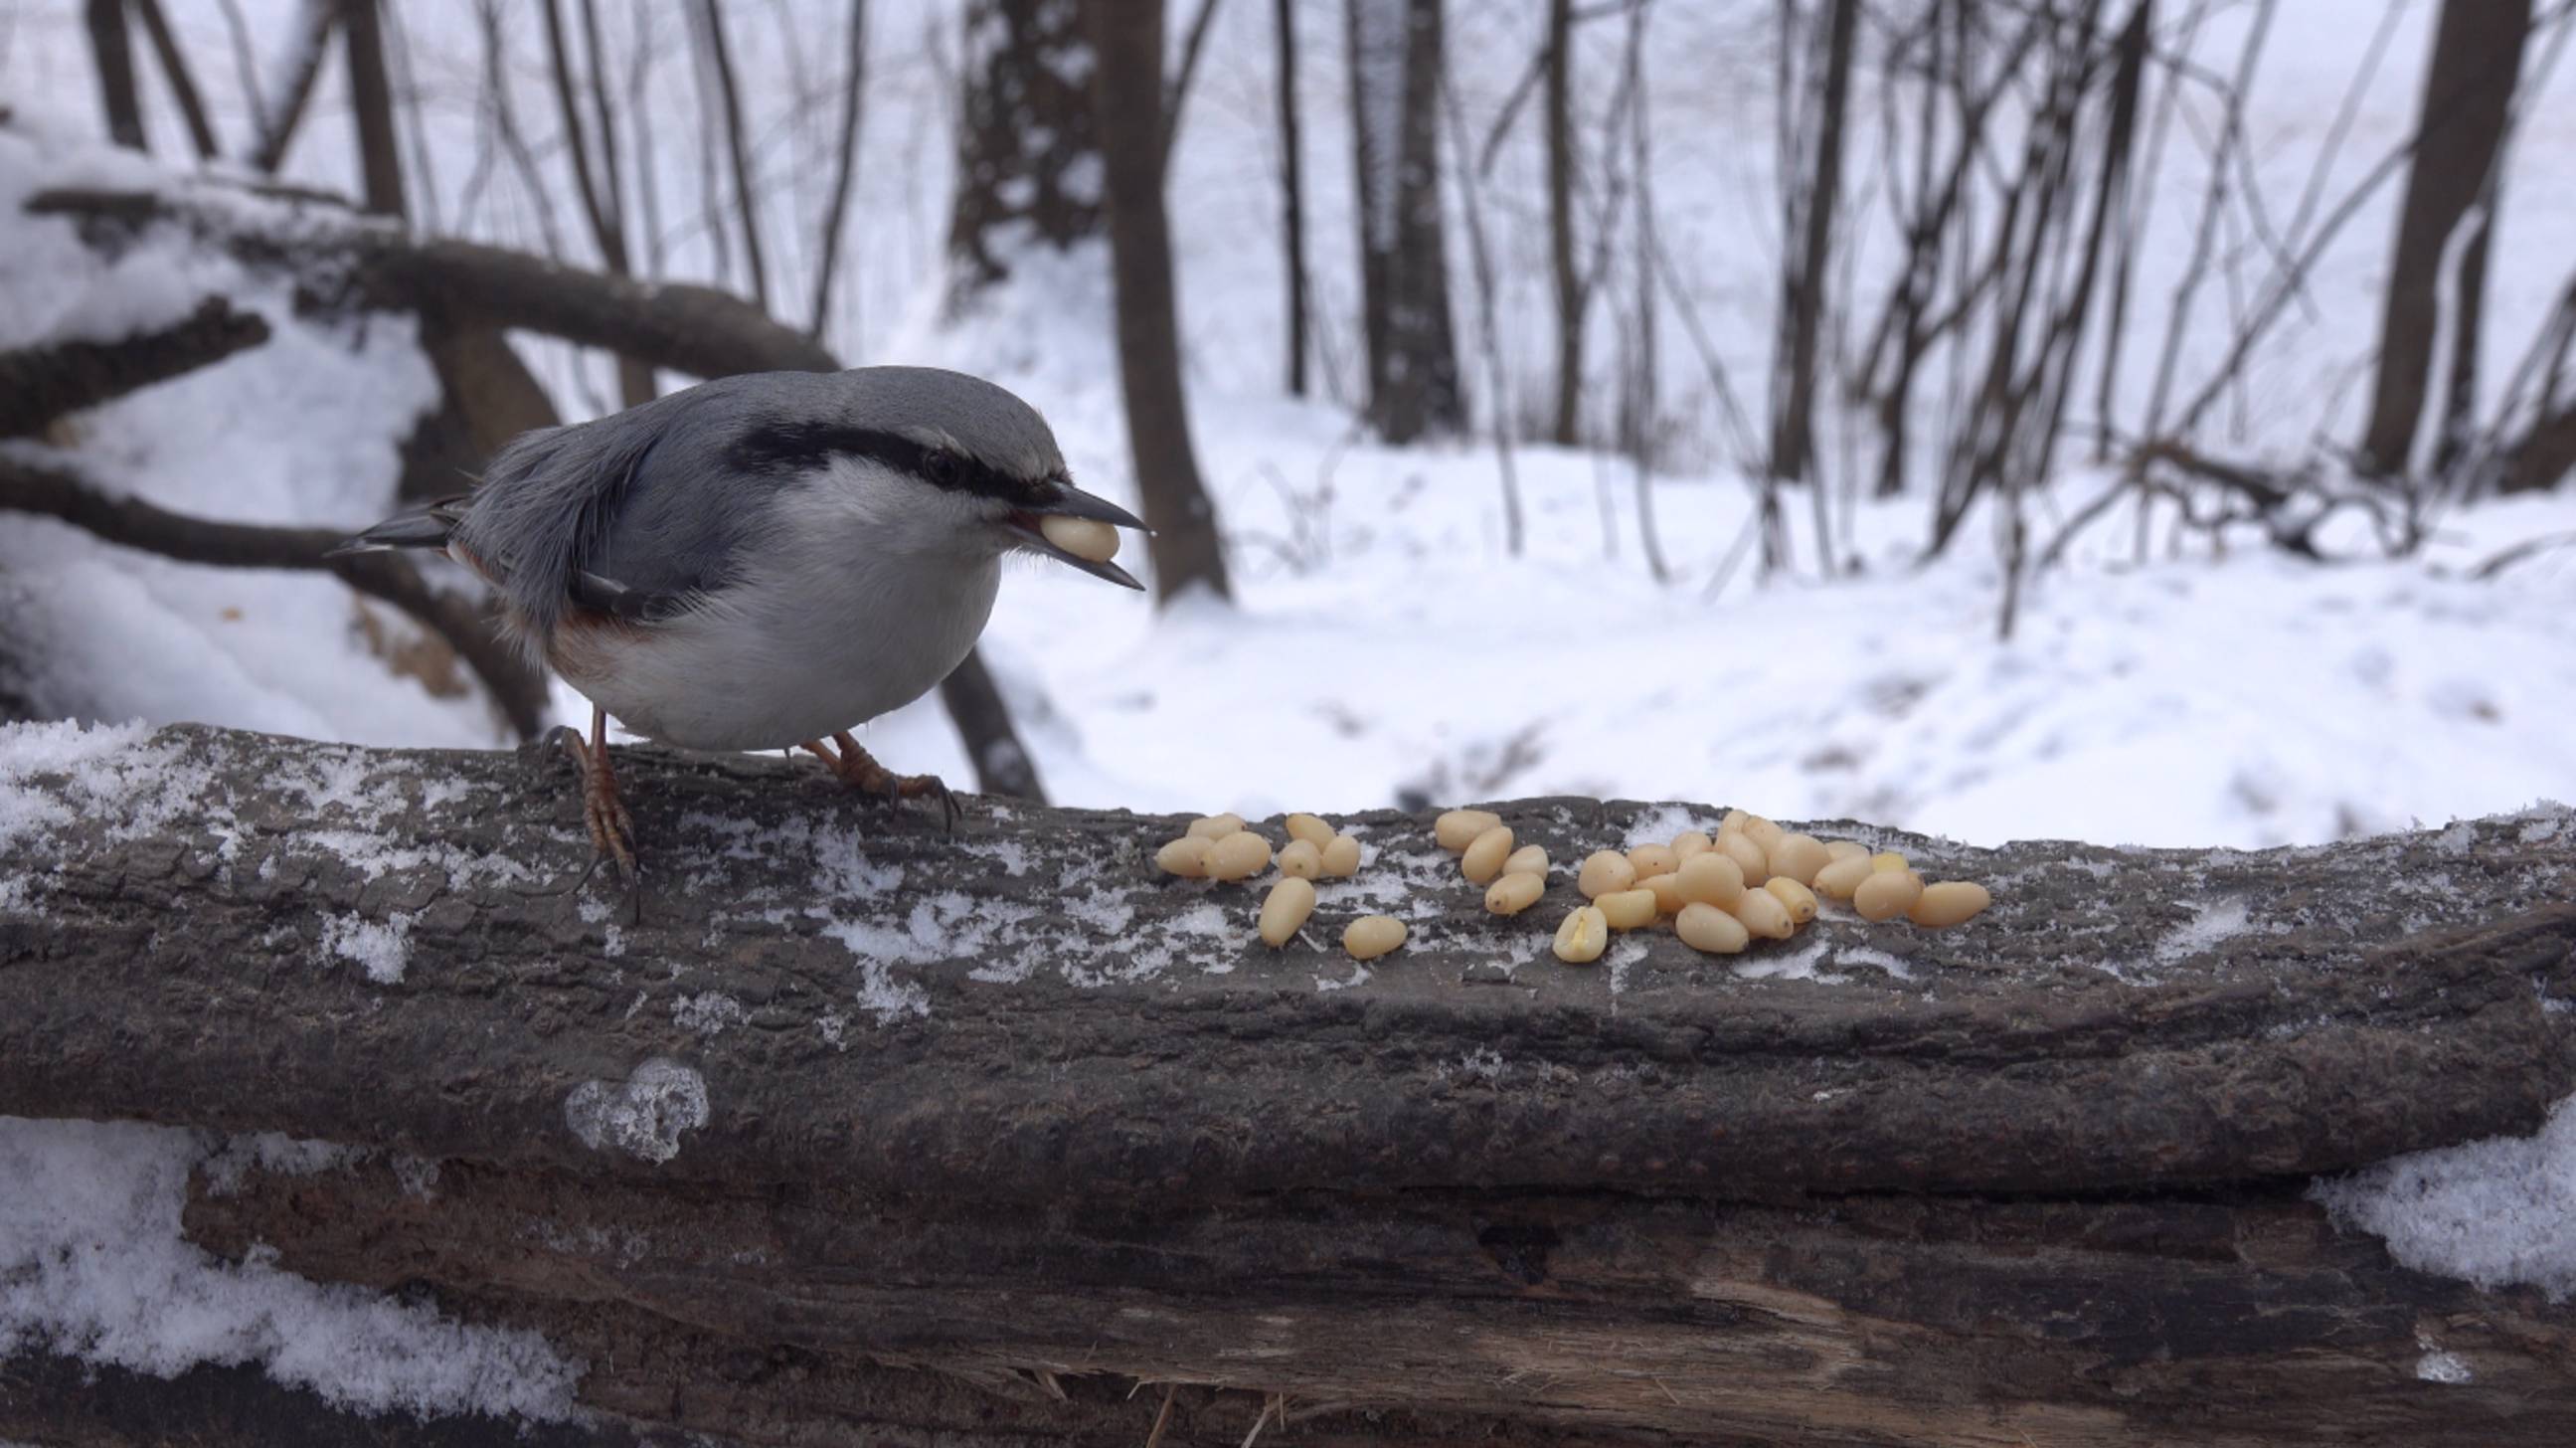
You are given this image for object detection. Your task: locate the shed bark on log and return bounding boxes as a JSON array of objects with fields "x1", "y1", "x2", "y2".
[{"x1": 4, "y1": 723, "x2": 2575, "y2": 1445}]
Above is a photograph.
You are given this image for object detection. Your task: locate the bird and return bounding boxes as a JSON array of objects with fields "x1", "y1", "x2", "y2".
[{"x1": 335, "y1": 366, "x2": 1147, "y2": 877}]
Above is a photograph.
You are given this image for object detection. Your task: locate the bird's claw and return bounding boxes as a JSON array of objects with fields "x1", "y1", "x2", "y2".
[
  {"x1": 554, "y1": 724, "x2": 639, "y2": 892},
  {"x1": 803, "y1": 733, "x2": 962, "y2": 832}
]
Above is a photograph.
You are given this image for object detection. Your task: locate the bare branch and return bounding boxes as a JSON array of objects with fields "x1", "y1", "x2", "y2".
[
  {"x1": 250, "y1": 0, "x2": 338, "y2": 174},
  {"x1": 0, "y1": 297, "x2": 269, "y2": 439},
  {"x1": 809, "y1": 0, "x2": 870, "y2": 339},
  {"x1": 132, "y1": 0, "x2": 221, "y2": 160},
  {"x1": 1159, "y1": 0, "x2": 1226, "y2": 171},
  {"x1": 0, "y1": 455, "x2": 550, "y2": 739},
  {"x1": 694, "y1": 0, "x2": 771, "y2": 310}
]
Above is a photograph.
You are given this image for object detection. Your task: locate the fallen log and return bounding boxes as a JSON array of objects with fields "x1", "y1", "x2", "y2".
[{"x1": 3, "y1": 721, "x2": 2574, "y2": 1445}]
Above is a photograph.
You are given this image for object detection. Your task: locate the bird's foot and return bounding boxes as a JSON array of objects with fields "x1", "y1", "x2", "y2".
[
  {"x1": 550, "y1": 724, "x2": 639, "y2": 884},
  {"x1": 801, "y1": 731, "x2": 961, "y2": 831}
]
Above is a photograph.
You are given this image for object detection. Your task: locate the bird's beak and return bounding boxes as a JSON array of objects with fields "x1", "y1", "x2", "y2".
[{"x1": 1003, "y1": 481, "x2": 1150, "y2": 591}]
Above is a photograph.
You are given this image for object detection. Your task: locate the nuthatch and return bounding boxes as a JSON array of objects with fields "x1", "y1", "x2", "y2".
[{"x1": 338, "y1": 367, "x2": 1146, "y2": 874}]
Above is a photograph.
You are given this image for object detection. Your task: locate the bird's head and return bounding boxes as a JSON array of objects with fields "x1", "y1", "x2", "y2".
[{"x1": 740, "y1": 367, "x2": 1148, "y2": 589}]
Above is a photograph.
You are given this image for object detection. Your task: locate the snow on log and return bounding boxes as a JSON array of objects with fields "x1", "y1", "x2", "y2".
[{"x1": 4, "y1": 720, "x2": 2576, "y2": 1445}]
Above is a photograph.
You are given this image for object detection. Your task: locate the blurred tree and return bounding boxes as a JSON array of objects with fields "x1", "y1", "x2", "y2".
[
  {"x1": 540, "y1": 0, "x2": 654, "y2": 406},
  {"x1": 341, "y1": 0, "x2": 405, "y2": 218},
  {"x1": 83, "y1": 0, "x2": 145, "y2": 150},
  {"x1": 1345, "y1": 0, "x2": 1463, "y2": 444},
  {"x1": 1544, "y1": 0, "x2": 1581, "y2": 446},
  {"x1": 1081, "y1": 0, "x2": 1233, "y2": 603},
  {"x1": 1275, "y1": 0, "x2": 1311, "y2": 397},
  {"x1": 1767, "y1": 0, "x2": 1857, "y2": 494},
  {"x1": 946, "y1": 0, "x2": 1104, "y2": 309},
  {"x1": 2358, "y1": 0, "x2": 2532, "y2": 480}
]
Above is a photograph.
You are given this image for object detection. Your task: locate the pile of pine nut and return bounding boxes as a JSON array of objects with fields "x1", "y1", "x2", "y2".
[
  {"x1": 1152, "y1": 806, "x2": 1988, "y2": 967},
  {"x1": 1155, "y1": 812, "x2": 1407, "y2": 960},
  {"x1": 1438, "y1": 807, "x2": 1988, "y2": 964}
]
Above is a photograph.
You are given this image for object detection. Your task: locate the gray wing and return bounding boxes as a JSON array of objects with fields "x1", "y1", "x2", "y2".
[{"x1": 451, "y1": 374, "x2": 835, "y2": 641}]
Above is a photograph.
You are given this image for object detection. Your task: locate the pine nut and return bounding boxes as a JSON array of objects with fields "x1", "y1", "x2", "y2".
[
  {"x1": 1577, "y1": 849, "x2": 1638, "y2": 900},
  {"x1": 1598, "y1": 888, "x2": 1658, "y2": 931},
  {"x1": 1462, "y1": 824, "x2": 1515, "y2": 885},
  {"x1": 1278, "y1": 839, "x2": 1323, "y2": 879},
  {"x1": 1854, "y1": 868, "x2": 1925, "y2": 922},
  {"x1": 1039, "y1": 513, "x2": 1120, "y2": 563},
  {"x1": 1286, "y1": 813, "x2": 1335, "y2": 848},
  {"x1": 1553, "y1": 905, "x2": 1610, "y2": 964},
  {"x1": 1674, "y1": 852, "x2": 1744, "y2": 908},
  {"x1": 1156, "y1": 836, "x2": 1210, "y2": 878},
  {"x1": 1187, "y1": 813, "x2": 1246, "y2": 841},
  {"x1": 1484, "y1": 871, "x2": 1545, "y2": 916},
  {"x1": 1730, "y1": 887, "x2": 1796, "y2": 940},
  {"x1": 1205, "y1": 830, "x2": 1274, "y2": 881},
  {"x1": 1436, "y1": 810, "x2": 1503, "y2": 851},
  {"x1": 1812, "y1": 854, "x2": 1874, "y2": 900},
  {"x1": 1676, "y1": 902, "x2": 1750, "y2": 955},
  {"x1": 1768, "y1": 833, "x2": 1829, "y2": 886},
  {"x1": 1504, "y1": 843, "x2": 1549, "y2": 877},
  {"x1": 1764, "y1": 876, "x2": 1819, "y2": 924},
  {"x1": 1320, "y1": 834, "x2": 1362, "y2": 877},
  {"x1": 1714, "y1": 830, "x2": 1768, "y2": 884},
  {"x1": 1628, "y1": 843, "x2": 1678, "y2": 879},
  {"x1": 1908, "y1": 881, "x2": 1993, "y2": 928},
  {"x1": 1823, "y1": 840, "x2": 1869, "y2": 862},
  {"x1": 1721, "y1": 810, "x2": 1748, "y2": 831},
  {"x1": 1259, "y1": 876, "x2": 1316, "y2": 946},
  {"x1": 1672, "y1": 830, "x2": 1714, "y2": 861},
  {"x1": 1640, "y1": 872, "x2": 1687, "y2": 915},
  {"x1": 1344, "y1": 914, "x2": 1408, "y2": 960},
  {"x1": 1741, "y1": 815, "x2": 1786, "y2": 850},
  {"x1": 1871, "y1": 850, "x2": 1911, "y2": 873}
]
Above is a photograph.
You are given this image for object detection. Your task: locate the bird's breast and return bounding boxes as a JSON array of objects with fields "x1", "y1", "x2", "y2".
[{"x1": 552, "y1": 546, "x2": 1000, "y2": 753}]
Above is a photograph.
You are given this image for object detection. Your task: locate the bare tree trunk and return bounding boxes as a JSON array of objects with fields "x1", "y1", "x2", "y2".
[
  {"x1": 1080, "y1": 0, "x2": 1233, "y2": 604},
  {"x1": 132, "y1": 0, "x2": 220, "y2": 160},
  {"x1": 2356, "y1": 0, "x2": 2532, "y2": 478},
  {"x1": 1768, "y1": 0, "x2": 1858, "y2": 489},
  {"x1": 1275, "y1": 0, "x2": 1311, "y2": 397},
  {"x1": 341, "y1": 0, "x2": 407, "y2": 218},
  {"x1": 809, "y1": 0, "x2": 870, "y2": 341},
  {"x1": 946, "y1": 0, "x2": 1104, "y2": 307},
  {"x1": 694, "y1": 0, "x2": 771, "y2": 312},
  {"x1": 1545, "y1": 0, "x2": 1582, "y2": 446},
  {"x1": 1346, "y1": 0, "x2": 1465, "y2": 444},
  {"x1": 251, "y1": 0, "x2": 338, "y2": 174},
  {"x1": 85, "y1": 0, "x2": 146, "y2": 151}
]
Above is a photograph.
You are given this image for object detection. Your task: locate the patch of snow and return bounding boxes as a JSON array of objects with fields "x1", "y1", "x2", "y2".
[
  {"x1": 0, "y1": 1116, "x2": 577, "y2": 1420},
  {"x1": 671, "y1": 993, "x2": 744, "y2": 1037},
  {"x1": 320, "y1": 912, "x2": 415, "y2": 984},
  {"x1": 2311, "y1": 1095, "x2": 2576, "y2": 1299},
  {"x1": 564, "y1": 1059, "x2": 708, "y2": 1166}
]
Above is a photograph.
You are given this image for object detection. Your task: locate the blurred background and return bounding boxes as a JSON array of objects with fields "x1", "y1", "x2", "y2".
[{"x1": 0, "y1": 0, "x2": 2569, "y2": 847}]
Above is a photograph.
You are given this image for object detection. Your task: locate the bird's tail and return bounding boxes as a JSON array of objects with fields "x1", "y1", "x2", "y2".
[{"x1": 326, "y1": 495, "x2": 469, "y2": 558}]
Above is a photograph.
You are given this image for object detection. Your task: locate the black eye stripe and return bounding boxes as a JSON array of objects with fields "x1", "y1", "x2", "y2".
[{"x1": 727, "y1": 421, "x2": 1041, "y2": 503}]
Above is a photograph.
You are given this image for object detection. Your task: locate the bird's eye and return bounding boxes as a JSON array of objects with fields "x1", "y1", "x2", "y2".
[{"x1": 924, "y1": 452, "x2": 960, "y2": 487}]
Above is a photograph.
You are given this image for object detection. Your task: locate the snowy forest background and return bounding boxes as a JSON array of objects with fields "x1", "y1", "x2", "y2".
[{"x1": 1, "y1": 0, "x2": 2572, "y2": 849}]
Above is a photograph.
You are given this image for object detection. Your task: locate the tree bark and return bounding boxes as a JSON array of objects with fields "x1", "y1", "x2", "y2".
[
  {"x1": 1080, "y1": 0, "x2": 1233, "y2": 603},
  {"x1": 341, "y1": 0, "x2": 407, "y2": 218},
  {"x1": 4, "y1": 725, "x2": 2576, "y2": 1444},
  {"x1": 2356, "y1": 0, "x2": 2532, "y2": 478},
  {"x1": 1275, "y1": 0, "x2": 1311, "y2": 397},
  {"x1": 85, "y1": 0, "x2": 147, "y2": 151},
  {"x1": 1347, "y1": 0, "x2": 1465, "y2": 443}
]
